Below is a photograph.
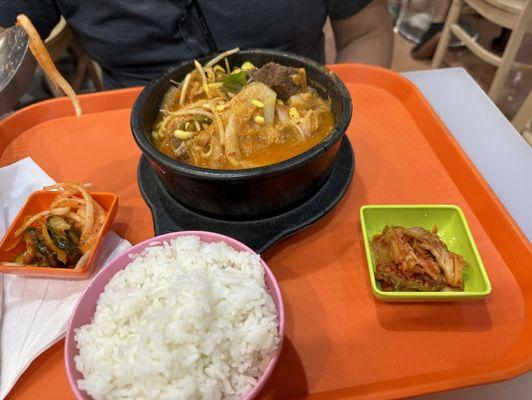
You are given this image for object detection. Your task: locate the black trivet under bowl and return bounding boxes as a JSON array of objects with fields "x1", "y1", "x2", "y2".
[{"x1": 138, "y1": 137, "x2": 354, "y2": 253}]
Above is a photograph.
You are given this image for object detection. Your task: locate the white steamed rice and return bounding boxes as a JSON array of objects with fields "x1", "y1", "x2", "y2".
[{"x1": 74, "y1": 235, "x2": 280, "y2": 399}]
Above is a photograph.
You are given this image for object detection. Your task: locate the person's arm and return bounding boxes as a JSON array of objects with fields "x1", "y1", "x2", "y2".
[
  {"x1": 0, "y1": 26, "x2": 37, "y2": 115},
  {"x1": 331, "y1": 0, "x2": 393, "y2": 67}
]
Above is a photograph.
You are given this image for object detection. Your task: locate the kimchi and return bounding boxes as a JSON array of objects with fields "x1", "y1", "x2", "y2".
[{"x1": 371, "y1": 226, "x2": 467, "y2": 292}]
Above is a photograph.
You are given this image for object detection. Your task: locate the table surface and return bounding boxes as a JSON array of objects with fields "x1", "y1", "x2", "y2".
[
  {"x1": 404, "y1": 67, "x2": 531, "y2": 399},
  {"x1": 403, "y1": 68, "x2": 532, "y2": 241}
]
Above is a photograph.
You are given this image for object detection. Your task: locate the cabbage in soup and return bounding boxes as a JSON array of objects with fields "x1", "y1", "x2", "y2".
[{"x1": 151, "y1": 49, "x2": 335, "y2": 170}]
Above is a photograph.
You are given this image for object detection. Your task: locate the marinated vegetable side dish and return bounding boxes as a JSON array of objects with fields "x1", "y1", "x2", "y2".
[
  {"x1": 371, "y1": 226, "x2": 467, "y2": 292},
  {"x1": 9, "y1": 183, "x2": 107, "y2": 268},
  {"x1": 151, "y1": 48, "x2": 335, "y2": 169}
]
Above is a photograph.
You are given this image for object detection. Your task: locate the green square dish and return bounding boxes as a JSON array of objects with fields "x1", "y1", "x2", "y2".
[{"x1": 360, "y1": 205, "x2": 491, "y2": 301}]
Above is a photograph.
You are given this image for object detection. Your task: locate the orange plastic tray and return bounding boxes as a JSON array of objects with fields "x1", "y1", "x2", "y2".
[{"x1": 0, "y1": 65, "x2": 530, "y2": 399}]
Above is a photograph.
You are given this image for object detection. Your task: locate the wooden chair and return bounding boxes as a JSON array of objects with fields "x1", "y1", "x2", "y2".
[
  {"x1": 44, "y1": 18, "x2": 103, "y2": 96},
  {"x1": 431, "y1": 0, "x2": 532, "y2": 102},
  {"x1": 512, "y1": 89, "x2": 532, "y2": 132}
]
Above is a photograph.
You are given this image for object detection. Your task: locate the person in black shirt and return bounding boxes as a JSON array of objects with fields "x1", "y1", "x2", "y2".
[{"x1": 1, "y1": 0, "x2": 392, "y2": 107}]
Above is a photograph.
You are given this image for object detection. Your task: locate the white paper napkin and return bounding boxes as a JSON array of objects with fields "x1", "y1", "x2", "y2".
[{"x1": 0, "y1": 157, "x2": 132, "y2": 399}]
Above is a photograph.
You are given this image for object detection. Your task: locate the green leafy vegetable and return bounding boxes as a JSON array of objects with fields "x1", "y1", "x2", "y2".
[
  {"x1": 25, "y1": 227, "x2": 51, "y2": 258},
  {"x1": 67, "y1": 227, "x2": 80, "y2": 245},
  {"x1": 221, "y1": 71, "x2": 247, "y2": 94},
  {"x1": 46, "y1": 217, "x2": 81, "y2": 265}
]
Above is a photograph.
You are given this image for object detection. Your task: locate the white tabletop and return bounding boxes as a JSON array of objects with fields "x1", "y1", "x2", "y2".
[
  {"x1": 402, "y1": 68, "x2": 531, "y2": 399},
  {"x1": 403, "y1": 68, "x2": 532, "y2": 241}
]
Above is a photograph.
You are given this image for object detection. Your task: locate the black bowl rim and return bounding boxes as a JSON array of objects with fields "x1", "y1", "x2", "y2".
[{"x1": 131, "y1": 48, "x2": 352, "y2": 180}]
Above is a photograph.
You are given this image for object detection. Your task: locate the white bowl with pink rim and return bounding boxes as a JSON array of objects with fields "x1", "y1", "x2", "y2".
[{"x1": 64, "y1": 231, "x2": 285, "y2": 400}]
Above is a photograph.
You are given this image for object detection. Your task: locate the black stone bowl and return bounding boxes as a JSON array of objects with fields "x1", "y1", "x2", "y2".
[{"x1": 131, "y1": 49, "x2": 352, "y2": 217}]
